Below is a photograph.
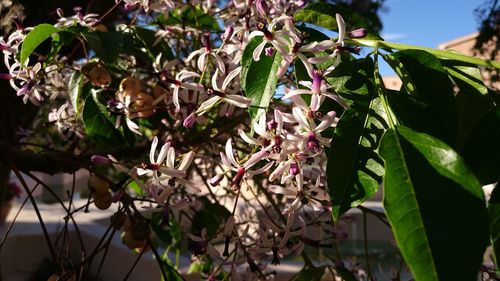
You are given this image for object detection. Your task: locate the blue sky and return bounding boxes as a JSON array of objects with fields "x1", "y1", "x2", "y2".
[{"x1": 377, "y1": 0, "x2": 484, "y2": 75}]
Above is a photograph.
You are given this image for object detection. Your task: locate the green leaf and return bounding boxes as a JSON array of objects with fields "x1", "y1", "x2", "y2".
[
  {"x1": 68, "y1": 72, "x2": 85, "y2": 117},
  {"x1": 327, "y1": 97, "x2": 387, "y2": 220},
  {"x1": 380, "y1": 126, "x2": 488, "y2": 281},
  {"x1": 83, "y1": 31, "x2": 124, "y2": 62},
  {"x1": 489, "y1": 186, "x2": 500, "y2": 271},
  {"x1": 390, "y1": 50, "x2": 458, "y2": 146},
  {"x1": 326, "y1": 56, "x2": 375, "y2": 106},
  {"x1": 20, "y1": 24, "x2": 59, "y2": 64},
  {"x1": 382, "y1": 53, "x2": 418, "y2": 95},
  {"x1": 240, "y1": 36, "x2": 283, "y2": 123},
  {"x1": 82, "y1": 90, "x2": 124, "y2": 147},
  {"x1": 386, "y1": 91, "x2": 456, "y2": 149},
  {"x1": 442, "y1": 61, "x2": 495, "y2": 149},
  {"x1": 294, "y1": 3, "x2": 381, "y2": 39},
  {"x1": 290, "y1": 266, "x2": 325, "y2": 281},
  {"x1": 157, "y1": 5, "x2": 221, "y2": 31},
  {"x1": 192, "y1": 197, "x2": 231, "y2": 237},
  {"x1": 461, "y1": 106, "x2": 500, "y2": 184}
]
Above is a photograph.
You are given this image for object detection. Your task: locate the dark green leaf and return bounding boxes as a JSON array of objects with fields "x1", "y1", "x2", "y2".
[
  {"x1": 294, "y1": 3, "x2": 381, "y2": 39},
  {"x1": 68, "y1": 72, "x2": 85, "y2": 117},
  {"x1": 20, "y1": 24, "x2": 59, "y2": 64},
  {"x1": 386, "y1": 91, "x2": 456, "y2": 148},
  {"x1": 138, "y1": 27, "x2": 174, "y2": 58},
  {"x1": 157, "y1": 5, "x2": 221, "y2": 31},
  {"x1": 380, "y1": 126, "x2": 488, "y2": 281},
  {"x1": 241, "y1": 36, "x2": 283, "y2": 122},
  {"x1": 83, "y1": 31, "x2": 124, "y2": 62},
  {"x1": 290, "y1": 266, "x2": 325, "y2": 281},
  {"x1": 382, "y1": 54, "x2": 418, "y2": 95},
  {"x1": 327, "y1": 56, "x2": 375, "y2": 103},
  {"x1": 192, "y1": 197, "x2": 231, "y2": 236},
  {"x1": 327, "y1": 97, "x2": 387, "y2": 220},
  {"x1": 442, "y1": 61, "x2": 495, "y2": 149},
  {"x1": 461, "y1": 106, "x2": 500, "y2": 184},
  {"x1": 82, "y1": 90, "x2": 124, "y2": 147},
  {"x1": 488, "y1": 186, "x2": 500, "y2": 271},
  {"x1": 390, "y1": 50, "x2": 458, "y2": 146}
]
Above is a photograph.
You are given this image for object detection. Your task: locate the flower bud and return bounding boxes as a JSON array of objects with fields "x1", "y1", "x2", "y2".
[
  {"x1": 222, "y1": 26, "x2": 234, "y2": 43},
  {"x1": 348, "y1": 28, "x2": 367, "y2": 38},
  {"x1": 256, "y1": 0, "x2": 270, "y2": 19},
  {"x1": 210, "y1": 173, "x2": 224, "y2": 187},
  {"x1": 91, "y1": 155, "x2": 112, "y2": 165},
  {"x1": 183, "y1": 113, "x2": 197, "y2": 128}
]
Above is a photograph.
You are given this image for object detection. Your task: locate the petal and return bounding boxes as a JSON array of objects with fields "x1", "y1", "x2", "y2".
[
  {"x1": 292, "y1": 107, "x2": 310, "y2": 129},
  {"x1": 166, "y1": 147, "x2": 175, "y2": 168},
  {"x1": 225, "y1": 139, "x2": 239, "y2": 167},
  {"x1": 158, "y1": 167, "x2": 186, "y2": 178},
  {"x1": 238, "y1": 129, "x2": 261, "y2": 145},
  {"x1": 281, "y1": 89, "x2": 310, "y2": 100},
  {"x1": 244, "y1": 150, "x2": 269, "y2": 169},
  {"x1": 274, "y1": 109, "x2": 284, "y2": 135},
  {"x1": 150, "y1": 136, "x2": 159, "y2": 163},
  {"x1": 268, "y1": 185, "x2": 296, "y2": 196},
  {"x1": 178, "y1": 151, "x2": 195, "y2": 171},
  {"x1": 225, "y1": 94, "x2": 251, "y2": 108},
  {"x1": 197, "y1": 52, "x2": 207, "y2": 72},
  {"x1": 252, "y1": 40, "x2": 267, "y2": 61},
  {"x1": 173, "y1": 87, "x2": 181, "y2": 109},
  {"x1": 196, "y1": 96, "x2": 221, "y2": 115},
  {"x1": 336, "y1": 13, "x2": 346, "y2": 45},
  {"x1": 185, "y1": 48, "x2": 203, "y2": 62},
  {"x1": 157, "y1": 142, "x2": 171, "y2": 164},
  {"x1": 222, "y1": 66, "x2": 241, "y2": 90}
]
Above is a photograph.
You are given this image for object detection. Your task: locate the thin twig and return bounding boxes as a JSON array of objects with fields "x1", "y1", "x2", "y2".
[{"x1": 11, "y1": 166, "x2": 60, "y2": 270}]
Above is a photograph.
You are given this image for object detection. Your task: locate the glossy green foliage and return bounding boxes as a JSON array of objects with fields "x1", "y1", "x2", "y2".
[
  {"x1": 294, "y1": 3, "x2": 381, "y2": 39},
  {"x1": 240, "y1": 36, "x2": 283, "y2": 123},
  {"x1": 380, "y1": 126, "x2": 488, "y2": 281},
  {"x1": 20, "y1": 24, "x2": 59, "y2": 64}
]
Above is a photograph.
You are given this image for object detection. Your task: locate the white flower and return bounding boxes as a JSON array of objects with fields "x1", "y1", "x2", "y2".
[
  {"x1": 269, "y1": 173, "x2": 327, "y2": 214},
  {"x1": 196, "y1": 67, "x2": 251, "y2": 115},
  {"x1": 186, "y1": 32, "x2": 226, "y2": 73},
  {"x1": 136, "y1": 136, "x2": 186, "y2": 183},
  {"x1": 212, "y1": 138, "x2": 272, "y2": 190},
  {"x1": 282, "y1": 69, "x2": 348, "y2": 109}
]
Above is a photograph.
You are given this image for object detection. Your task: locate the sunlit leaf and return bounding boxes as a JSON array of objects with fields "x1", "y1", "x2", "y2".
[
  {"x1": 390, "y1": 50, "x2": 458, "y2": 146},
  {"x1": 380, "y1": 126, "x2": 488, "y2": 281},
  {"x1": 294, "y1": 3, "x2": 381, "y2": 39},
  {"x1": 240, "y1": 36, "x2": 283, "y2": 123},
  {"x1": 20, "y1": 24, "x2": 59, "y2": 64},
  {"x1": 461, "y1": 106, "x2": 500, "y2": 184}
]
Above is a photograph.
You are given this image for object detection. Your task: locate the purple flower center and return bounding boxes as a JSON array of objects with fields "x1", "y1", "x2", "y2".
[{"x1": 311, "y1": 70, "x2": 323, "y2": 94}]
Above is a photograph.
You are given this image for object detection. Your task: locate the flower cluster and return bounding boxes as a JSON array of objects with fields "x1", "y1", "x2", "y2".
[{"x1": 1, "y1": 1, "x2": 368, "y2": 279}]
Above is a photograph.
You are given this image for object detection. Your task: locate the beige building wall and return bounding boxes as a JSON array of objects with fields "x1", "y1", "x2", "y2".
[{"x1": 382, "y1": 32, "x2": 499, "y2": 91}]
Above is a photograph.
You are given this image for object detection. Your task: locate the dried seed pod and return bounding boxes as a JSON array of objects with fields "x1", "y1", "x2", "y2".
[
  {"x1": 93, "y1": 23, "x2": 108, "y2": 32},
  {"x1": 130, "y1": 93, "x2": 155, "y2": 118},
  {"x1": 110, "y1": 212, "x2": 127, "y2": 229},
  {"x1": 152, "y1": 84, "x2": 168, "y2": 99},
  {"x1": 119, "y1": 77, "x2": 142, "y2": 97},
  {"x1": 94, "y1": 191, "x2": 112, "y2": 210},
  {"x1": 88, "y1": 65, "x2": 112, "y2": 86},
  {"x1": 122, "y1": 230, "x2": 146, "y2": 249},
  {"x1": 87, "y1": 175, "x2": 110, "y2": 194}
]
